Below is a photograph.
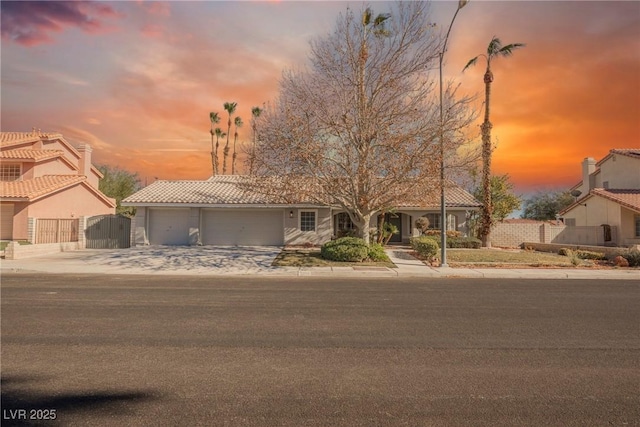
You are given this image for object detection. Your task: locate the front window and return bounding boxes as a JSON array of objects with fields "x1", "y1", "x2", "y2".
[
  {"x1": 425, "y1": 213, "x2": 440, "y2": 229},
  {"x1": 423, "y1": 213, "x2": 457, "y2": 231},
  {"x1": 300, "y1": 211, "x2": 316, "y2": 232},
  {"x1": 0, "y1": 164, "x2": 20, "y2": 181},
  {"x1": 336, "y1": 212, "x2": 355, "y2": 233},
  {"x1": 635, "y1": 215, "x2": 640, "y2": 238}
]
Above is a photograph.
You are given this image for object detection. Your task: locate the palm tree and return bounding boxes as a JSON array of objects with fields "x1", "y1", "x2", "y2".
[
  {"x1": 463, "y1": 37, "x2": 525, "y2": 248},
  {"x1": 231, "y1": 116, "x2": 243, "y2": 175},
  {"x1": 222, "y1": 101, "x2": 237, "y2": 175},
  {"x1": 214, "y1": 127, "x2": 225, "y2": 175},
  {"x1": 209, "y1": 112, "x2": 220, "y2": 176},
  {"x1": 249, "y1": 106, "x2": 262, "y2": 175}
]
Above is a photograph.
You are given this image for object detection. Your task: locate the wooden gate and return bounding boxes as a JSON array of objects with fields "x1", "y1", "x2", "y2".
[
  {"x1": 85, "y1": 215, "x2": 131, "y2": 249},
  {"x1": 36, "y1": 219, "x2": 79, "y2": 244}
]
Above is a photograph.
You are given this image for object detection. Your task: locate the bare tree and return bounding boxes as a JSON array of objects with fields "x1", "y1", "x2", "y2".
[{"x1": 248, "y1": 2, "x2": 476, "y2": 244}]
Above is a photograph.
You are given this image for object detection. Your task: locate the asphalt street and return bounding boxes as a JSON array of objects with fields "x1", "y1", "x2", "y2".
[{"x1": 1, "y1": 274, "x2": 639, "y2": 426}]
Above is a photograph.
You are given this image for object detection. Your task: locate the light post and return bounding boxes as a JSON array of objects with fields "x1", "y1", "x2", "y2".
[{"x1": 439, "y1": 0, "x2": 468, "y2": 268}]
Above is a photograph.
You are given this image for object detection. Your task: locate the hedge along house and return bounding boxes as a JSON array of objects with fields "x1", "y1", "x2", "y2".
[{"x1": 122, "y1": 176, "x2": 480, "y2": 246}]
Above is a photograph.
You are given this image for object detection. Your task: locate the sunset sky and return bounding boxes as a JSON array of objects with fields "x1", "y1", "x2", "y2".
[{"x1": 1, "y1": 0, "x2": 639, "y2": 195}]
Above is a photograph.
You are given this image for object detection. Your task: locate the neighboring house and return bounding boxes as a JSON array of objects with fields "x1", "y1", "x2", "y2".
[
  {"x1": 0, "y1": 132, "x2": 116, "y2": 241},
  {"x1": 122, "y1": 176, "x2": 480, "y2": 246},
  {"x1": 559, "y1": 149, "x2": 640, "y2": 247}
]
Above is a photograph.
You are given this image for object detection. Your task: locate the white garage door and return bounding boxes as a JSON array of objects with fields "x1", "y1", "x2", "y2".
[
  {"x1": 1, "y1": 204, "x2": 14, "y2": 240},
  {"x1": 149, "y1": 208, "x2": 190, "y2": 245},
  {"x1": 202, "y1": 209, "x2": 284, "y2": 246}
]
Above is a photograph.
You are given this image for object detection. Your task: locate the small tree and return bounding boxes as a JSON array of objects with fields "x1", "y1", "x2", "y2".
[
  {"x1": 521, "y1": 191, "x2": 574, "y2": 220},
  {"x1": 98, "y1": 165, "x2": 141, "y2": 217}
]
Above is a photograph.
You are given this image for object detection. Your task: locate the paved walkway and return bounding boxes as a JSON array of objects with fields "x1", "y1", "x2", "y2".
[{"x1": 1, "y1": 246, "x2": 638, "y2": 280}]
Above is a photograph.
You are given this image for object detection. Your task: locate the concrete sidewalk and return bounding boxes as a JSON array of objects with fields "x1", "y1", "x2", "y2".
[{"x1": 0, "y1": 246, "x2": 638, "y2": 280}]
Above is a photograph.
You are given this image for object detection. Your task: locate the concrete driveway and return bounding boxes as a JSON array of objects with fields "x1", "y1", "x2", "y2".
[{"x1": 2, "y1": 246, "x2": 286, "y2": 275}]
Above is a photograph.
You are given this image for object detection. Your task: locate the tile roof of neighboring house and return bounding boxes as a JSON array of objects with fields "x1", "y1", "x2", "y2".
[
  {"x1": 123, "y1": 175, "x2": 481, "y2": 208},
  {"x1": 0, "y1": 149, "x2": 64, "y2": 162},
  {"x1": 591, "y1": 188, "x2": 640, "y2": 212},
  {"x1": 0, "y1": 132, "x2": 64, "y2": 148},
  {"x1": 560, "y1": 188, "x2": 640, "y2": 215},
  {"x1": 1, "y1": 175, "x2": 86, "y2": 200},
  {"x1": 596, "y1": 148, "x2": 640, "y2": 166}
]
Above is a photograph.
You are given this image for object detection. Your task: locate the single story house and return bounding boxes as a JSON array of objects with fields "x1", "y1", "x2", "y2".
[
  {"x1": 0, "y1": 131, "x2": 115, "y2": 241},
  {"x1": 559, "y1": 149, "x2": 640, "y2": 247},
  {"x1": 122, "y1": 175, "x2": 481, "y2": 246}
]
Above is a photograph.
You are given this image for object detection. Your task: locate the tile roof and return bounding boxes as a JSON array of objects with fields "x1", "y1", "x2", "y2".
[
  {"x1": 0, "y1": 132, "x2": 63, "y2": 148},
  {"x1": 0, "y1": 149, "x2": 64, "y2": 162},
  {"x1": 123, "y1": 175, "x2": 481, "y2": 208},
  {"x1": 1, "y1": 175, "x2": 86, "y2": 200},
  {"x1": 123, "y1": 176, "x2": 284, "y2": 205},
  {"x1": 610, "y1": 148, "x2": 640, "y2": 159},
  {"x1": 591, "y1": 188, "x2": 640, "y2": 212},
  {"x1": 395, "y1": 184, "x2": 481, "y2": 209}
]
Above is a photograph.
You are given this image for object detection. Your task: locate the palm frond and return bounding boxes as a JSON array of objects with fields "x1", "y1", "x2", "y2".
[
  {"x1": 234, "y1": 116, "x2": 244, "y2": 127},
  {"x1": 487, "y1": 37, "x2": 502, "y2": 56},
  {"x1": 498, "y1": 43, "x2": 526, "y2": 57},
  {"x1": 462, "y1": 56, "x2": 479, "y2": 72},
  {"x1": 374, "y1": 13, "x2": 390, "y2": 27},
  {"x1": 224, "y1": 102, "x2": 237, "y2": 113},
  {"x1": 362, "y1": 8, "x2": 372, "y2": 26},
  {"x1": 251, "y1": 106, "x2": 263, "y2": 117},
  {"x1": 209, "y1": 112, "x2": 220, "y2": 124}
]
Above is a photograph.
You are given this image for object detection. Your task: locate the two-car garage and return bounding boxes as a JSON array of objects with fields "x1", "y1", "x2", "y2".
[{"x1": 147, "y1": 208, "x2": 284, "y2": 246}]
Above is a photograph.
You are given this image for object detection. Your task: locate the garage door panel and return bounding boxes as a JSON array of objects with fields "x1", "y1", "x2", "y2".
[
  {"x1": 149, "y1": 208, "x2": 190, "y2": 245},
  {"x1": 203, "y1": 209, "x2": 283, "y2": 246}
]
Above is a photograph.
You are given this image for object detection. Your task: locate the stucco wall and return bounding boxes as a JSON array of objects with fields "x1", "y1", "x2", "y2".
[
  {"x1": 284, "y1": 207, "x2": 332, "y2": 245},
  {"x1": 563, "y1": 196, "x2": 621, "y2": 228},
  {"x1": 32, "y1": 157, "x2": 77, "y2": 177},
  {"x1": 620, "y1": 207, "x2": 640, "y2": 246},
  {"x1": 29, "y1": 184, "x2": 114, "y2": 218},
  {"x1": 598, "y1": 154, "x2": 640, "y2": 189}
]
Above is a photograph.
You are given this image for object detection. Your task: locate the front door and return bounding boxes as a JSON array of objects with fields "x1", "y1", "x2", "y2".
[{"x1": 385, "y1": 213, "x2": 402, "y2": 243}]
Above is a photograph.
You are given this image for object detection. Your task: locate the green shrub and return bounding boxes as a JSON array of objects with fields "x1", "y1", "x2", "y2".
[
  {"x1": 609, "y1": 249, "x2": 640, "y2": 267},
  {"x1": 321, "y1": 237, "x2": 369, "y2": 262},
  {"x1": 447, "y1": 237, "x2": 481, "y2": 249},
  {"x1": 367, "y1": 243, "x2": 388, "y2": 262},
  {"x1": 623, "y1": 249, "x2": 640, "y2": 267},
  {"x1": 558, "y1": 248, "x2": 572, "y2": 256},
  {"x1": 410, "y1": 236, "x2": 439, "y2": 259},
  {"x1": 416, "y1": 235, "x2": 479, "y2": 249},
  {"x1": 423, "y1": 229, "x2": 463, "y2": 238},
  {"x1": 575, "y1": 250, "x2": 606, "y2": 260}
]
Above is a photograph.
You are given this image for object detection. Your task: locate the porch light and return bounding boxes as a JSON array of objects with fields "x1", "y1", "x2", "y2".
[{"x1": 289, "y1": 210, "x2": 294, "y2": 219}]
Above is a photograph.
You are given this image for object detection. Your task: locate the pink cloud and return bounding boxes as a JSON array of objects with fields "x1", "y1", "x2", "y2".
[{"x1": 0, "y1": 1, "x2": 122, "y2": 46}]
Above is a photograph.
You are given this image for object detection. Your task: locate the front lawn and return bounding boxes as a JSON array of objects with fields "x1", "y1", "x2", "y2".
[
  {"x1": 445, "y1": 248, "x2": 590, "y2": 268},
  {"x1": 274, "y1": 248, "x2": 396, "y2": 268}
]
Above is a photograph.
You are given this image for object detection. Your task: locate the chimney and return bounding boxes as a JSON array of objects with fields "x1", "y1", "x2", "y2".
[
  {"x1": 581, "y1": 157, "x2": 596, "y2": 192},
  {"x1": 77, "y1": 144, "x2": 93, "y2": 177}
]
